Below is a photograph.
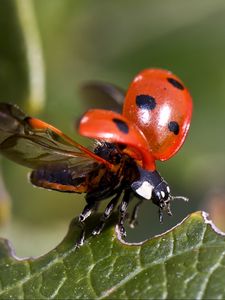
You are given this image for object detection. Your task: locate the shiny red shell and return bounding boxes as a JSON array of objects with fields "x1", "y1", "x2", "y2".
[
  {"x1": 123, "y1": 69, "x2": 193, "y2": 161},
  {"x1": 79, "y1": 109, "x2": 156, "y2": 170}
]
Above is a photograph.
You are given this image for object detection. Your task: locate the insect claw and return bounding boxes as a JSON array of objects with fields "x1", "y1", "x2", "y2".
[
  {"x1": 92, "y1": 229, "x2": 98, "y2": 236},
  {"x1": 92, "y1": 221, "x2": 105, "y2": 235},
  {"x1": 79, "y1": 214, "x2": 85, "y2": 222},
  {"x1": 119, "y1": 225, "x2": 126, "y2": 237},
  {"x1": 76, "y1": 230, "x2": 86, "y2": 247},
  {"x1": 167, "y1": 209, "x2": 173, "y2": 216},
  {"x1": 129, "y1": 220, "x2": 137, "y2": 229}
]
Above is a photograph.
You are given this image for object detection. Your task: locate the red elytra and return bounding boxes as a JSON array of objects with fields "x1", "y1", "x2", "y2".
[
  {"x1": 123, "y1": 69, "x2": 193, "y2": 161},
  {"x1": 79, "y1": 68, "x2": 192, "y2": 169},
  {"x1": 79, "y1": 109, "x2": 156, "y2": 171}
]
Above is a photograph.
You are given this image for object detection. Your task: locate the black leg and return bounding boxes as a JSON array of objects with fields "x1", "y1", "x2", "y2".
[
  {"x1": 166, "y1": 201, "x2": 172, "y2": 216},
  {"x1": 129, "y1": 199, "x2": 143, "y2": 228},
  {"x1": 158, "y1": 200, "x2": 172, "y2": 224},
  {"x1": 76, "y1": 221, "x2": 86, "y2": 247},
  {"x1": 79, "y1": 200, "x2": 96, "y2": 222},
  {"x1": 92, "y1": 191, "x2": 122, "y2": 235},
  {"x1": 118, "y1": 189, "x2": 131, "y2": 237},
  {"x1": 76, "y1": 199, "x2": 96, "y2": 246},
  {"x1": 93, "y1": 201, "x2": 100, "y2": 213},
  {"x1": 159, "y1": 208, "x2": 163, "y2": 223}
]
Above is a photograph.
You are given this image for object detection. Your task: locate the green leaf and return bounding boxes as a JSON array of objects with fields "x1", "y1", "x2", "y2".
[{"x1": 0, "y1": 211, "x2": 225, "y2": 299}]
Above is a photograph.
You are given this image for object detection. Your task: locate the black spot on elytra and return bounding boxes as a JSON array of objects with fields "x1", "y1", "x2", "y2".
[
  {"x1": 136, "y1": 94, "x2": 156, "y2": 110},
  {"x1": 112, "y1": 118, "x2": 129, "y2": 134},
  {"x1": 167, "y1": 77, "x2": 184, "y2": 90},
  {"x1": 168, "y1": 121, "x2": 179, "y2": 135}
]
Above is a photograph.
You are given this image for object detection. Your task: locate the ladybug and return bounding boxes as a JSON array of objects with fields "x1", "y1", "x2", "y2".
[{"x1": 0, "y1": 68, "x2": 192, "y2": 244}]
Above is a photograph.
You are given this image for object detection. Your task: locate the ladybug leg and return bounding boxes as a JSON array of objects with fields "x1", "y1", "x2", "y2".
[
  {"x1": 166, "y1": 201, "x2": 172, "y2": 216},
  {"x1": 76, "y1": 222, "x2": 86, "y2": 247},
  {"x1": 118, "y1": 189, "x2": 131, "y2": 237},
  {"x1": 159, "y1": 207, "x2": 164, "y2": 223},
  {"x1": 93, "y1": 201, "x2": 100, "y2": 213},
  {"x1": 76, "y1": 198, "x2": 96, "y2": 246},
  {"x1": 158, "y1": 199, "x2": 173, "y2": 224},
  {"x1": 79, "y1": 199, "x2": 96, "y2": 223},
  {"x1": 92, "y1": 190, "x2": 122, "y2": 235},
  {"x1": 129, "y1": 199, "x2": 143, "y2": 228}
]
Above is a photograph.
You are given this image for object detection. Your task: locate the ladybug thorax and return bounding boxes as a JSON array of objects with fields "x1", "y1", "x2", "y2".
[{"x1": 123, "y1": 69, "x2": 192, "y2": 161}]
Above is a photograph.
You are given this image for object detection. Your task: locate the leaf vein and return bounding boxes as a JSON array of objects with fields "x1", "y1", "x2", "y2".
[
  {"x1": 162, "y1": 263, "x2": 168, "y2": 299},
  {"x1": 196, "y1": 251, "x2": 225, "y2": 300},
  {"x1": 98, "y1": 241, "x2": 219, "y2": 299},
  {"x1": 99, "y1": 266, "x2": 142, "y2": 299},
  {"x1": 0, "y1": 245, "x2": 78, "y2": 296},
  {"x1": 49, "y1": 276, "x2": 67, "y2": 299},
  {"x1": 182, "y1": 248, "x2": 200, "y2": 298}
]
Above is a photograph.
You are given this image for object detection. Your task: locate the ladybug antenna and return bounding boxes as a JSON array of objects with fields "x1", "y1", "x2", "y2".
[{"x1": 171, "y1": 195, "x2": 189, "y2": 202}]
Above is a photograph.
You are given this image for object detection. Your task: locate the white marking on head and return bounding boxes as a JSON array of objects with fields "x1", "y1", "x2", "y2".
[
  {"x1": 135, "y1": 181, "x2": 154, "y2": 200},
  {"x1": 161, "y1": 191, "x2": 165, "y2": 198}
]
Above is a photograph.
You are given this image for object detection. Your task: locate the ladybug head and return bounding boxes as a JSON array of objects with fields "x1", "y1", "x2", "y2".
[
  {"x1": 131, "y1": 167, "x2": 170, "y2": 201},
  {"x1": 131, "y1": 167, "x2": 188, "y2": 220}
]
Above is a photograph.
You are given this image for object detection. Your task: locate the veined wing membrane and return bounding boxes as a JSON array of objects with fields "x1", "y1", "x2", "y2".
[{"x1": 0, "y1": 103, "x2": 111, "y2": 169}]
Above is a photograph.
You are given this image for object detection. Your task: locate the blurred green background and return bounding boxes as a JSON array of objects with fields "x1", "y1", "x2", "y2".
[{"x1": 1, "y1": 0, "x2": 225, "y2": 257}]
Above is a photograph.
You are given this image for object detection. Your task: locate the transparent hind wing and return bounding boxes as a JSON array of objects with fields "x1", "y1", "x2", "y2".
[
  {"x1": 0, "y1": 103, "x2": 112, "y2": 169},
  {"x1": 80, "y1": 81, "x2": 125, "y2": 113}
]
